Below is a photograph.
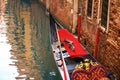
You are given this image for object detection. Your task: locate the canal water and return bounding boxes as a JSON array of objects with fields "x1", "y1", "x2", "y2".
[{"x1": 0, "y1": 0, "x2": 62, "y2": 80}]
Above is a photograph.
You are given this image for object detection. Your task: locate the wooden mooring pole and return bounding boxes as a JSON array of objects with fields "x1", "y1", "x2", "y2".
[
  {"x1": 94, "y1": 27, "x2": 100, "y2": 59},
  {"x1": 78, "y1": 14, "x2": 81, "y2": 42}
]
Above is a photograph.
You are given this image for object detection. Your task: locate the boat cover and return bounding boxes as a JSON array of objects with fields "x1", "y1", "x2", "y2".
[{"x1": 58, "y1": 29, "x2": 88, "y2": 58}]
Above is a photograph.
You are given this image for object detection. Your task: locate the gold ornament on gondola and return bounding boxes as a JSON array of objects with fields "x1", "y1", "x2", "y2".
[
  {"x1": 84, "y1": 59, "x2": 91, "y2": 71},
  {"x1": 90, "y1": 60, "x2": 99, "y2": 66},
  {"x1": 75, "y1": 61, "x2": 84, "y2": 69},
  {"x1": 75, "y1": 58, "x2": 99, "y2": 71}
]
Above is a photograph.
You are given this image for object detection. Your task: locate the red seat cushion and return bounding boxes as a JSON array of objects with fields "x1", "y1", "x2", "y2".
[
  {"x1": 72, "y1": 65, "x2": 107, "y2": 80},
  {"x1": 58, "y1": 29, "x2": 88, "y2": 58}
]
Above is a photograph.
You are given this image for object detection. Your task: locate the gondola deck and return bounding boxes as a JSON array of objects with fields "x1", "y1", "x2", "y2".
[{"x1": 50, "y1": 15, "x2": 115, "y2": 80}]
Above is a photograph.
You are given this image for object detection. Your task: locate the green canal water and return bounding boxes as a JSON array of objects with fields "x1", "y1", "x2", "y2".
[{"x1": 0, "y1": 0, "x2": 62, "y2": 80}]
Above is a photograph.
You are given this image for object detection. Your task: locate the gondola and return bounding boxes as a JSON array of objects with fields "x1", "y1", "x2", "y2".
[{"x1": 49, "y1": 14, "x2": 115, "y2": 80}]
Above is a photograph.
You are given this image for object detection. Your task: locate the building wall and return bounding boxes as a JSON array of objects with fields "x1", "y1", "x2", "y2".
[
  {"x1": 98, "y1": 0, "x2": 120, "y2": 79},
  {"x1": 41, "y1": 0, "x2": 46, "y2": 5},
  {"x1": 50, "y1": 0, "x2": 73, "y2": 31},
  {"x1": 39, "y1": 0, "x2": 79, "y2": 33},
  {"x1": 81, "y1": 0, "x2": 120, "y2": 79},
  {"x1": 80, "y1": 0, "x2": 98, "y2": 55}
]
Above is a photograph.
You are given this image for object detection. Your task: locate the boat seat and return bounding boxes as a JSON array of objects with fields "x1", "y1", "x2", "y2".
[
  {"x1": 58, "y1": 29, "x2": 88, "y2": 58},
  {"x1": 71, "y1": 65, "x2": 107, "y2": 80},
  {"x1": 63, "y1": 39, "x2": 75, "y2": 51}
]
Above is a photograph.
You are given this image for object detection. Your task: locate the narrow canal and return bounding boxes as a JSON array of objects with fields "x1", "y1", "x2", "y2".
[{"x1": 0, "y1": 0, "x2": 62, "y2": 80}]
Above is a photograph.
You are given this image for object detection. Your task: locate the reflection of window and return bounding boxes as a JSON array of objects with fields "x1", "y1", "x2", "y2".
[
  {"x1": 101, "y1": 0, "x2": 109, "y2": 28},
  {"x1": 87, "y1": 0, "x2": 93, "y2": 18}
]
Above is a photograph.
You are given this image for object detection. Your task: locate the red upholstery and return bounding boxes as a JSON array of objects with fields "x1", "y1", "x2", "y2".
[
  {"x1": 72, "y1": 65, "x2": 107, "y2": 80},
  {"x1": 58, "y1": 29, "x2": 88, "y2": 58}
]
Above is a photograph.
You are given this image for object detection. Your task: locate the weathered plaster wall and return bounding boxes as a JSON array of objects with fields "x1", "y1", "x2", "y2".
[
  {"x1": 39, "y1": 0, "x2": 79, "y2": 33},
  {"x1": 50, "y1": 0, "x2": 73, "y2": 31}
]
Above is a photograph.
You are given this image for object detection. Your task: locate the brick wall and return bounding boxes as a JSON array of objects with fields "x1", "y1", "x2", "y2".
[
  {"x1": 98, "y1": 0, "x2": 120, "y2": 79},
  {"x1": 81, "y1": 0, "x2": 120, "y2": 79},
  {"x1": 80, "y1": 0, "x2": 98, "y2": 55}
]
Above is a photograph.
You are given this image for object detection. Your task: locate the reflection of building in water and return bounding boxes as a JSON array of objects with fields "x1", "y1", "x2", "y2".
[
  {"x1": 0, "y1": 0, "x2": 19, "y2": 80},
  {"x1": 6, "y1": 0, "x2": 42, "y2": 79}
]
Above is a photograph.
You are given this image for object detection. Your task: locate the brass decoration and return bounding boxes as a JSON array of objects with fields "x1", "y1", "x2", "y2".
[
  {"x1": 75, "y1": 61, "x2": 84, "y2": 69},
  {"x1": 75, "y1": 58, "x2": 99, "y2": 71},
  {"x1": 84, "y1": 59, "x2": 91, "y2": 71}
]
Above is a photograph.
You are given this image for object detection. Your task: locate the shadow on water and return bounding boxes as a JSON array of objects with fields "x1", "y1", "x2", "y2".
[
  {"x1": 30, "y1": 0, "x2": 62, "y2": 80},
  {"x1": 3, "y1": 0, "x2": 62, "y2": 80}
]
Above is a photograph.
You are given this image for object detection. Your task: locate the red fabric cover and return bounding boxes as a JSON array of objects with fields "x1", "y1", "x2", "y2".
[
  {"x1": 71, "y1": 65, "x2": 107, "y2": 80},
  {"x1": 57, "y1": 29, "x2": 88, "y2": 58}
]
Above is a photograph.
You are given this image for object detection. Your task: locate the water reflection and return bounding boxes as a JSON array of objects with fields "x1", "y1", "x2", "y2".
[
  {"x1": 30, "y1": 1, "x2": 62, "y2": 80},
  {"x1": 0, "y1": 0, "x2": 62, "y2": 80},
  {"x1": 0, "y1": 1, "x2": 18, "y2": 80},
  {"x1": 5, "y1": 0, "x2": 42, "y2": 79}
]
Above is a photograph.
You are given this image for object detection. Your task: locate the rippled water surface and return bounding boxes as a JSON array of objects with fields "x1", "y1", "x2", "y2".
[{"x1": 0, "y1": 0, "x2": 62, "y2": 80}]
